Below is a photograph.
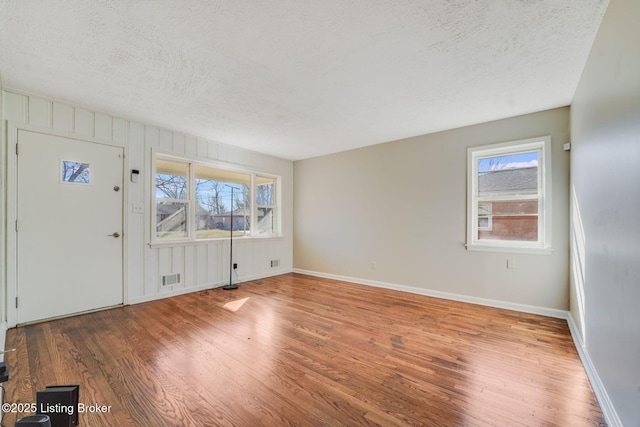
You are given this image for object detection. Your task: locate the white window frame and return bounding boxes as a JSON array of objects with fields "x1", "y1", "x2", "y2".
[
  {"x1": 151, "y1": 150, "x2": 281, "y2": 245},
  {"x1": 466, "y1": 136, "x2": 552, "y2": 254}
]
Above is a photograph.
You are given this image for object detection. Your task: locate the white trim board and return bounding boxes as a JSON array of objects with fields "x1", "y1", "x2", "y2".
[
  {"x1": 128, "y1": 268, "x2": 293, "y2": 305},
  {"x1": 293, "y1": 268, "x2": 568, "y2": 319},
  {"x1": 566, "y1": 314, "x2": 622, "y2": 427}
]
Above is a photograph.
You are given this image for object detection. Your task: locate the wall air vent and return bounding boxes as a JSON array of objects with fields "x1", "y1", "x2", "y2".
[
  {"x1": 161, "y1": 273, "x2": 181, "y2": 287},
  {"x1": 270, "y1": 259, "x2": 280, "y2": 268}
]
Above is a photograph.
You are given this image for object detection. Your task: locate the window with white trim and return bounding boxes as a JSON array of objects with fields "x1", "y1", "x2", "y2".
[
  {"x1": 154, "y1": 154, "x2": 280, "y2": 242},
  {"x1": 467, "y1": 136, "x2": 552, "y2": 253}
]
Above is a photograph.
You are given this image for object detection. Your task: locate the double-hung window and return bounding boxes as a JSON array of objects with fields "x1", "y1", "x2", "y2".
[
  {"x1": 467, "y1": 136, "x2": 552, "y2": 253},
  {"x1": 154, "y1": 153, "x2": 280, "y2": 242}
]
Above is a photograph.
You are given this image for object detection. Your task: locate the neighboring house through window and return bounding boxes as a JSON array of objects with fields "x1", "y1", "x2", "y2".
[
  {"x1": 467, "y1": 136, "x2": 552, "y2": 253},
  {"x1": 477, "y1": 202, "x2": 492, "y2": 231}
]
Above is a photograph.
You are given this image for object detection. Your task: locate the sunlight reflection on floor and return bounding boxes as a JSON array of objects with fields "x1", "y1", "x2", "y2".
[{"x1": 223, "y1": 297, "x2": 250, "y2": 312}]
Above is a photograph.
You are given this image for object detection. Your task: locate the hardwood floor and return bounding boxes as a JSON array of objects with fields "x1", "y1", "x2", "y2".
[{"x1": 3, "y1": 273, "x2": 605, "y2": 426}]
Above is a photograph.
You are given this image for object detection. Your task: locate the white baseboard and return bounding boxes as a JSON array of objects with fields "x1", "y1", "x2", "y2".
[
  {"x1": 128, "y1": 268, "x2": 293, "y2": 305},
  {"x1": 566, "y1": 314, "x2": 622, "y2": 427},
  {"x1": 293, "y1": 268, "x2": 568, "y2": 319}
]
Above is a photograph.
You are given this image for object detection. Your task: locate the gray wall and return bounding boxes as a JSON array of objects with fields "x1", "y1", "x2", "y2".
[
  {"x1": 570, "y1": 0, "x2": 640, "y2": 424},
  {"x1": 294, "y1": 107, "x2": 570, "y2": 311},
  {"x1": 0, "y1": 73, "x2": 5, "y2": 350}
]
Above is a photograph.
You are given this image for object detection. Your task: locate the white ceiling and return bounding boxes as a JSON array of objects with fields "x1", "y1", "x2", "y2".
[{"x1": 0, "y1": 0, "x2": 608, "y2": 160}]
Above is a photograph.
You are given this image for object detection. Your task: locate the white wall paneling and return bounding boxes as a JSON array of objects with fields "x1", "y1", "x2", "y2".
[
  {"x1": 3, "y1": 91, "x2": 27, "y2": 123},
  {"x1": 1, "y1": 90, "x2": 293, "y2": 325},
  {"x1": 74, "y1": 108, "x2": 94, "y2": 138},
  {"x1": 27, "y1": 96, "x2": 51, "y2": 128},
  {"x1": 196, "y1": 245, "x2": 208, "y2": 285},
  {"x1": 172, "y1": 133, "x2": 186, "y2": 154},
  {"x1": 94, "y1": 113, "x2": 112, "y2": 141},
  {"x1": 185, "y1": 135, "x2": 197, "y2": 157},
  {"x1": 52, "y1": 103, "x2": 72, "y2": 132}
]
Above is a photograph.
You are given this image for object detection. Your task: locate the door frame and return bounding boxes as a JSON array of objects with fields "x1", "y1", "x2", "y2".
[{"x1": 6, "y1": 122, "x2": 129, "y2": 327}]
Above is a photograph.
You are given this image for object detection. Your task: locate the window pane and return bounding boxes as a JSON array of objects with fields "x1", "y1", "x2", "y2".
[
  {"x1": 156, "y1": 160, "x2": 188, "y2": 200},
  {"x1": 477, "y1": 151, "x2": 538, "y2": 197},
  {"x1": 62, "y1": 161, "x2": 90, "y2": 183},
  {"x1": 225, "y1": 184, "x2": 250, "y2": 237},
  {"x1": 256, "y1": 207, "x2": 275, "y2": 235},
  {"x1": 256, "y1": 178, "x2": 275, "y2": 206},
  {"x1": 478, "y1": 199, "x2": 538, "y2": 241},
  {"x1": 478, "y1": 203, "x2": 492, "y2": 230},
  {"x1": 156, "y1": 202, "x2": 188, "y2": 239},
  {"x1": 478, "y1": 203, "x2": 492, "y2": 216},
  {"x1": 256, "y1": 177, "x2": 276, "y2": 235},
  {"x1": 194, "y1": 165, "x2": 250, "y2": 238},
  {"x1": 194, "y1": 176, "x2": 226, "y2": 238}
]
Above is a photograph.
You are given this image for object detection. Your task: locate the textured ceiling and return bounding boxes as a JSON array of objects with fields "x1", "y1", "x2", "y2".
[{"x1": 0, "y1": 0, "x2": 608, "y2": 160}]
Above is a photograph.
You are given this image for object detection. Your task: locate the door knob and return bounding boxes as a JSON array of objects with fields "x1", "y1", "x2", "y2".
[
  {"x1": 110, "y1": 232, "x2": 120, "y2": 238},
  {"x1": 114, "y1": 185, "x2": 120, "y2": 192}
]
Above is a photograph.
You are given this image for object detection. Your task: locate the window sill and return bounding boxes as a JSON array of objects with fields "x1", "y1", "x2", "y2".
[
  {"x1": 149, "y1": 235, "x2": 284, "y2": 249},
  {"x1": 465, "y1": 243, "x2": 554, "y2": 255}
]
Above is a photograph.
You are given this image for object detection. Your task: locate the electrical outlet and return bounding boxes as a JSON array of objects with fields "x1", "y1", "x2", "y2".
[
  {"x1": 233, "y1": 263, "x2": 238, "y2": 270},
  {"x1": 507, "y1": 259, "x2": 516, "y2": 269}
]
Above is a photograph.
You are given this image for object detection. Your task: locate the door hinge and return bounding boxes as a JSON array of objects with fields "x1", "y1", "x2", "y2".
[
  {"x1": 16, "y1": 297, "x2": 18, "y2": 309},
  {"x1": 16, "y1": 143, "x2": 19, "y2": 155},
  {"x1": 15, "y1": 220, "x2": 19, "y2": 232}
]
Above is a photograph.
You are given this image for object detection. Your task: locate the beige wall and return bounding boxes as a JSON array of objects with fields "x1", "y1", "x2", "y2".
[
  {"x1": 294, "y1": 107, "x2": 570, "y2": 310},
  {"x1": 570, "y1": 0, "x2": 640, "y2": 424}
]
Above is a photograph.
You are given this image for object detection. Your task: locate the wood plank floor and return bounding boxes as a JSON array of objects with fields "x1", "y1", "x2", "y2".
[{"x1": 3, "y1": 273, "x2": 605, "y2": 426}]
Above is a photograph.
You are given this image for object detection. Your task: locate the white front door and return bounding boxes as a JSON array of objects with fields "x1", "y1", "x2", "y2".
[{"x1": 16, "y1": 130, "x2": 124, "y2": 324}]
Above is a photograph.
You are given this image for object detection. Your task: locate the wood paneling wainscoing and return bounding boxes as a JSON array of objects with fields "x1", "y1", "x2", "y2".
[{"x1": 4, "y1": 274, "x2": 604, "y2": 426}]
